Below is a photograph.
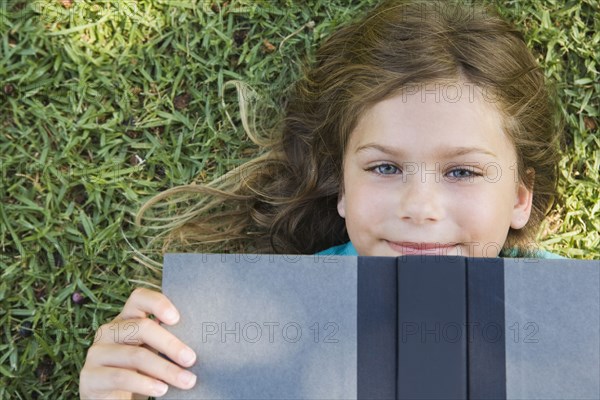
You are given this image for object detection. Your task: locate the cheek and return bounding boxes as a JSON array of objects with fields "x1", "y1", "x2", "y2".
[
  {"x1": 347, "y1": 183, "x2": 390, "y2": 213},
  {"x1": 443, "y1": 184, "x2": 486, "y2": 215},
  {"x1": 343, "y1": 184, "x2": 389, "y2": 231},
  {"x1": 449, "y1": 184, "x2": 512, "y2": 235}
]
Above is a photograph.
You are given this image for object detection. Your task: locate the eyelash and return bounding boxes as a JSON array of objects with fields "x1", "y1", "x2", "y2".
[
  {"x1": 368, "y1": 164, "x2": 401, "y2": 176},
  {"x1": 367, "y1": 163, "x2": 482, "y2": 180}
]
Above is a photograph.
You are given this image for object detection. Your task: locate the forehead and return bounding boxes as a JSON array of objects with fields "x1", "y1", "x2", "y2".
[{"x1": 349, "y1": 82, "x2": 515, "y2": 159}]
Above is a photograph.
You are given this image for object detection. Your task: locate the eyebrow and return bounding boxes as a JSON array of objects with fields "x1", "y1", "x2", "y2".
[{"x1": 354, "y1": 143, "x2": 497, "y2": 158}]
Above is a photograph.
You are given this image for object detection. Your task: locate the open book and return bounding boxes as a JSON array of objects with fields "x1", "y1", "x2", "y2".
[{"x1": 162, "y1": 254, "x2": 599, "y2": 400}]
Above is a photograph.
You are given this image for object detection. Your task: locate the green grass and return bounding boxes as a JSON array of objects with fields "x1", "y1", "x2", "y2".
[{"x1": 0, "y1": 0, "x2": 598, "y2": 398}]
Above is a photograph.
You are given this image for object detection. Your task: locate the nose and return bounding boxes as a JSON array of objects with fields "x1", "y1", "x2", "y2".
[{"x1": 396, "y1": 174, "x2": 444, "y2": 224}]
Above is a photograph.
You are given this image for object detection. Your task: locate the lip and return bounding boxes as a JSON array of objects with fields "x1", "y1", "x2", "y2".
[{"x1": 386, "y1": 241, "x2": 458, "y2": 255}]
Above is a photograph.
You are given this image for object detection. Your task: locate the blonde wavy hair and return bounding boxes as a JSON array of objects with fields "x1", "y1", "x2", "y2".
[{"x1": 135, "y1": 0, "x2": 562, "y2": 260}]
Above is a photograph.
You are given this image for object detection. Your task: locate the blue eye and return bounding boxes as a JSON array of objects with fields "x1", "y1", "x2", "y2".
[
  {"x1": 446, "y1": 168, "x2": 479, "y2": 180},
  {"x1": 370, "y1": 164, "x2": 400, "y2": 175}
]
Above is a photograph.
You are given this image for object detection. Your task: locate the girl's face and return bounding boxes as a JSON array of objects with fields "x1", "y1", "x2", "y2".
[{"x1": 337, "y1": 82, "x2": 533, "y2": 257}]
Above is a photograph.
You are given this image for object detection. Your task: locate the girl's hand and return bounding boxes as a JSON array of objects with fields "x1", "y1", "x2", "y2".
[{"x1": 79, "y1": 288, "x2": 197, "y2": 399}]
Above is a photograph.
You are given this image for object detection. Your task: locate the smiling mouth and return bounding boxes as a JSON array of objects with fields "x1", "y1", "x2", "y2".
[{"x1": 386, "y1": 241, "x2": 459, "y2": 255}]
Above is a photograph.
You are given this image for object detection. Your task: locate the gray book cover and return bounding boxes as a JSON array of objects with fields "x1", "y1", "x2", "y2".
[
  {"x1": 503, "y1": 258, "x2": 600, "y2": 399},
  {"x1": 161, "y1": 253, "x2": 358, "y2": 399}
]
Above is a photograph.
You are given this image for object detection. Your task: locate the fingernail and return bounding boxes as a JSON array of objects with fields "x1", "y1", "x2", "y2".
[
  {"x1": 164, "y1": 308, "x2": 179, "y2": 324},
  {"x1": 178, "y1": 370, "x2": 197, "y2": 387},
  {"x1": 152, "y1": 381, "x2": 168, "y2": 396},
  {"x1": 179, "y1": 347, "x2": 196, "y2": 365}
]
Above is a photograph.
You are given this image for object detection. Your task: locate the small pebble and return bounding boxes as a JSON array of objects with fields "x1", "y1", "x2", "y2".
[{"x1": 72, "y1": 291, "x2": 85, "y2": 304}]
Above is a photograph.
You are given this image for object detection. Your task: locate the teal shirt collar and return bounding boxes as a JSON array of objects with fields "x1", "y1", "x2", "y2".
[{"x1": 315, "y1": 242, "x2": 358, "y2": 256}]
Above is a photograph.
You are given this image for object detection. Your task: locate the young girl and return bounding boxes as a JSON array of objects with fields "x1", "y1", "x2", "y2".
[{"x1": 79, "y1": 0, "x2": 563, "y2": 397}]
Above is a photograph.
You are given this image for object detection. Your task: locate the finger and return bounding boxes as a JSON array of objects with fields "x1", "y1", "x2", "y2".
[
  {"x1": 117, "y1": 288, "x2": 180, "y2": 325},
  {"x1": 88, "y1": 344, "x2": 197, "y2": 390},
  {"x1": 95, "y1": 318, "x2": 197, "y2": 367},
  {"x1": 81, "y1": 366, "x2": 170, "y2": 398}
]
